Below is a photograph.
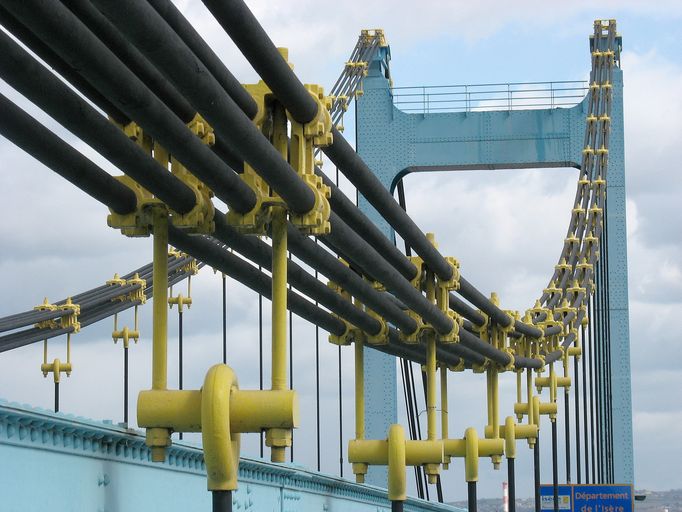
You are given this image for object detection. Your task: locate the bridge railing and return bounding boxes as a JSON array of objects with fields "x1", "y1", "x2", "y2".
[{"x1": 391, "y1": 80, "x2": 588, "y2": 113}]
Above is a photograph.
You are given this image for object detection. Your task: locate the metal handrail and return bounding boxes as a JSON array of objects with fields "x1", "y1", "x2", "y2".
[{"x1": 391, "y1": 80, "x2": 589, "y2": 113}]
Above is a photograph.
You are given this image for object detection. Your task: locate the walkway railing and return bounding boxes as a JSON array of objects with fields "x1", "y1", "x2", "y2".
[{"x1": 391, "y1": 80, "x2": 588, "y2": 113}]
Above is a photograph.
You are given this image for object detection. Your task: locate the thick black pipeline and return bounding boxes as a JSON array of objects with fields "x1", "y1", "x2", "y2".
[
  {"x1": 287, "y1": 226, "x2": 418, "y2": 334},
  {"x1": 199, "y1": 0, "x2": 546, "y2": 340},
  {"x1": 62, "y1": 0, "x2": 196, "y2": 123},
  {"x1": 201, "y1": 0, "x2": 318, "y2": 124},
  {"x1": 169, "y1": 228, "x2": 346, "y2": 335},
  {"x1": 0, "y1": 31, "x2": 196, "y2": 214},
  {"x1": 449, "y1": 293, "x2": 486, "y2": 327},
  {"x1": 146, "y1": 0, "x2": 258, "y2": 119},
  {"x1": 326, "y1": 212, "x2": 453, "y2": 334},
  {"x1": 0, "y1": 93, "x2": 136, "y2": 214},
  {"x1": 198, "y1": 0, "x2": 453, "y2": 280},
  {"x1": 93, "y1": 0, "x2": 316, "y2": 216},
  {"x1": 212, "y1": 216, "x2": 382, "y2": 336},
  {"x1": 0, "y1": 6, "x2": 128, "y2": 124},
  {"x1": 316, "y1": 168, "x2": 417, "y2": 281},
  {"x1": 324, "y1": 130, "x2": 454, "y2": 282},
  {"x1": 1, "y1": 0, "x2": 257, "y2": 214}
]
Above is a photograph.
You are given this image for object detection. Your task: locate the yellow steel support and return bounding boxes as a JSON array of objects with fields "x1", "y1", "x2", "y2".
[
  {"x1": 152, "y1": 208, "x2": 169, "y2": 391},
  {"x1": 267, "y1": 205, "x2": 291, "y2": 462},
  {"x1": 440, "y1": 364, "x2": 449, "y2": 469},
  {"x1": 146, "y1": 207, "x2": 171, "y2": 462},
  {"x1": 388, "y1": 424, "x2": 407, "y2": 502}
]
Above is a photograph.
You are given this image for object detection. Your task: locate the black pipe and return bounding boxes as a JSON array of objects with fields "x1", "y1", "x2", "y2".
[
  {"x1": 321, "y1": 169, "x2": 417, "y2": 281},
  {"x1": 449, "y1": 293, "x2": 486, "y2": 327},
  {"x1": 287, "y1": 226, "x2": 418, "y2": 334},
  {"x1": 0, "y1": 93, "x2": 136, "y2": 215},
  {"x1": 168, "y1": 229, "x2": 346, "y2": 336},
  {"x1": 391, "y1": 501, "x2": 404, "y2": 512},
  {"x1": 213, "y1": 216, "x2": 382, "y2": 336},
  {"x1": 54, "y1": 381, "x2": 60, "y2": 413},
  {"x1": 123, "y1": 345, "x2": 129, "y2": 425},
  {"x1": 212, "y1": 490, "x2": 232, "y2": 512},
  {"x1": 552, "y1": 421, "x2": 559, "y2": 512},
  {"x1": 468, "y1": 481, "x2": 477, "y2": 512},
  {"x1": 534, "y1": 435, "x2": 541, "y2": 512},
  {"x1": 326, "y1": 212, "x2": 453, "y2": 334},
  {"x1": 200, "y1": 0, "x2": 537, "y2": 338},
  {"x1": 178, "y1": 309, "x2": 184, "y2": 440},
  {"x1": 62, "y1": 0, "x2": 196, "y2": 122},
  {"x1": 145, "y1": 0, "x2": 258, "y2": 119},
  {"x1": 324, "y1": 130, "x2": 454, "y2": 281},
  {"x1": 201, "y1": 0, "x2": 318, "y2": 124},
  {"x1": 565, "y1": 390, "x2": 571, "y2": 483},
  {"x1": 1, "y1": 0, "x2": 257, "y2": 214},
  {"x1": 0, "y1": 6, "x2": 128, "y2": 124},
  {"x1": 575, "y1": 332, "x2": 582, "y2": 483},
  {"x1": 222, "y1": 275, "x2": 227, "y2": 364},
  {"x1": 93, "y1": 0, "x2": 316, "y2": 216},
  {"x1": 508, "y1": 458, "x2": 516, "y2": 512}
]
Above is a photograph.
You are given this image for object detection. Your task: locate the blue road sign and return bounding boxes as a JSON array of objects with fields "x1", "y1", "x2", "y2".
[
  {"x1": 573, "y1": 484, "x2": 633, "y2": 512},
  {"x1": 540, "y1": 484, "x2": 572, "y2": 512}
]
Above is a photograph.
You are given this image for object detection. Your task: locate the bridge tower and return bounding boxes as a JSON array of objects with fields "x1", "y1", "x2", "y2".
[{"x1": 356, "y1": 35, "x2": 633, "y2": 486}]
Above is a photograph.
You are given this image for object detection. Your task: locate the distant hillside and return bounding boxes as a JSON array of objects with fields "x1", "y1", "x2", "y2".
[{"x1": 447, "y1": 489, "x2": 682, "y2": 512}]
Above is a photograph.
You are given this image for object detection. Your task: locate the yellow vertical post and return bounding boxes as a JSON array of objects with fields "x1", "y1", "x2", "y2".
[
  {"x1": 355, "y1": 337, "x2": 365, "y2": 441},
  {"x1": 440, "y1": 363, "x2": 449, "y2": 469},
  {"x1": 268, "y1": 205, "x2": 289, "y2": 462},
  {"x1": 426, "y1": 336, "x2": 437, "y2": 441},
  {"x1": 147, "y1": 207, "x2": 171, "y2": 462},
  {"x1": 152, "y1": 207, "x2": 168, "y2": 390}
]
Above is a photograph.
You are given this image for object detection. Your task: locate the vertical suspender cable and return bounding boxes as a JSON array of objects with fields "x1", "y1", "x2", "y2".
[
  {"x1": 315, "y1": 266, "x2": 321, "y2": 471},
  {"x1": 124, "y1": 344, "x2": 129, "y2": 425},
  {"x1": 336, "y1": 166, "x2": 344, "y2": 478},
  {"x1": 222, "y1": 274, "x2": 227, "y2": 364},
  {"x1": 397, "y1": 177, "x2": 436, "y2": 501},
  {"x1": 604, "y1": 196, "x2": 614, "y2": 483},
  {"x1": 54, "y1": 381, "x2": 60, "y2": 413},
  {"x1": 589, "y1": 285, "x2": 596, "y2": 482},
  {"x1": 564, "y1": 389, "x2": 571, "y2": 483},
  {"x1": 575, "y1": 327, "x2": 583, "y2": 484},
  {"x1": 582, "y1": 311, "x2": 590, "y2": 483},
  {"x1": 258, "y1": 266, "x2": 264, "y2": 458},
  {"x1": 178, "y1": 308, "x2": 184, "y2": 440},
  {"x1": 552, "y1": 421, "x2": 558, "y2": 512},
  {"x1": 534, "y1": 433, "x2": 541, "y2": 512}
]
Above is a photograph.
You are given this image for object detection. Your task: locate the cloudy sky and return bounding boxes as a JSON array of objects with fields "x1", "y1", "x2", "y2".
[{"x1": 1, "y1": 0, "x2": 681, "y2": 504}]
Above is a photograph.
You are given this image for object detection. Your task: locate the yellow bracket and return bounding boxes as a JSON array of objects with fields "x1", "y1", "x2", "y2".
[
  {"x1": 138, "y1": 364, "x2": 298, "y2": 491},
  {"x1": 348, "y1": 427, "x2": 444, "y2": 498},
  {"x1": 444, "y1": 428, "x2": 504, "y2": 482},
  {"x1": 107, "y1": 120, "x2": 215, "y2": 237},
  {"x1": 230, "y1": 51, "x2": 332, "y2": 236}
]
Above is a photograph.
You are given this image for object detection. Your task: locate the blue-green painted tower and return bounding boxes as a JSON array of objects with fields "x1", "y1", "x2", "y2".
[{"x1": 356, "y1": 39, "x2": 633, "y2": 486}]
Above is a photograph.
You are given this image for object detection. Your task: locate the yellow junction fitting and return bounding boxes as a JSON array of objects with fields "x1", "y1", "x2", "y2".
[
  {"x1": 388, "y1": 425, "x2": 407, "y2": 502},
  {"x1": 137, "y1": 364, "x2": 299, "y2": 490},
  {"x1": 348, "y1": 437, "x2": 444, "y2": 479},
  {"x1": 443, "y1": 428, "x2": 503, "y2": 483}
]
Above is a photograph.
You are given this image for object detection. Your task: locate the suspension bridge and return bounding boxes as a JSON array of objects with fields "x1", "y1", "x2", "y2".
[{"x1": 0, "y1": 2, "x2": 632, "y2": 511}]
